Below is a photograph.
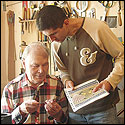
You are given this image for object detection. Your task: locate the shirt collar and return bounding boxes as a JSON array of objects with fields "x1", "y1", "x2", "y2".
[{"x1": 21, "y1": 73, "x2": 48, "y2": 88}]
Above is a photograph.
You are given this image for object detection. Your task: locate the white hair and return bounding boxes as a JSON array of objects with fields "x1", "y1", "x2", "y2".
[{"x1": 21, "y1": 42, "x2": 50, "y2": 61}]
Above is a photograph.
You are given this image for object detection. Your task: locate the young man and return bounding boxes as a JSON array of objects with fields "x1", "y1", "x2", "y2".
[
  {"x1": 36, "y1": 5, "x2": 124, "y2": 124},
  {"x1": 1, "y1": 42, "x2": 68, "y2": 124}
]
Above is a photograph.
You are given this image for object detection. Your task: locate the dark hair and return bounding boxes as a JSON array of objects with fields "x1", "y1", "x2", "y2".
[{"x1": 36, "y1": 5, "x2": 68, "y2": 31}]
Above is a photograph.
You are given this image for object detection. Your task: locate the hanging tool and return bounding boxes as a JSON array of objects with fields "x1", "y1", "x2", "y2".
[
  {"x1": 27, "y1": 8, "x2": 30, "y2": 33},
  {"x1": 75, "y1": 1, "x2": 88, "y2": 17},
  {"x1": 19, "y1": 41, "x2": 27, "y2": 60},
  {"x1": 118, "y1": 1, "x2": 122, "y2": 26},
  {"x1": 88, "y1": 8, "x2": 96, "y2": 18},
  {"x1": 62, "y1": 6, "x2": 71, "y2": 17},
  {"x1": 7, "y1": 10, "x2": 16, "y2": 80},
  {"x1": 101, "y1": 7, "x2": 109, "y2": 21},
  {"x1": 91, "y1": 8, "x2": 96, "y2": 18},
  {"x1": 55, "y1": 1, "x2": 72, "y2": 18},
  {"x1": 22, "y1": 1, "x2": 28, "y2": 31},
  {"x1": 39, "y1": 31, "x2": 42, "y2": 42},
  {"x1": 71, "y1": 8, "x2": 79, "y2": 18},
  {"x1": 65, "y1": 1, "x2": 72, "y2": 16},
  {"x1": 98, "y1": 1, "x2": 113, "y2": 21},
  {"x1": 21, "y1": 22, "x2": 24, "y2": 34},
  {"x1": 19, "y1": 17, "x2": 24, "y2": 34},
  {"x1": 22, "y1": 7, "x2": 25, "y2": 33},
  {"x1": 98, "y1": 1, "x2": 113, "y2": 8}
]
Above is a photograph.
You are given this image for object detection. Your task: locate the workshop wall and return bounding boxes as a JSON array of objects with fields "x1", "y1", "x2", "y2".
[
  {"x1": 1, "y1": 1, "x2": 22, "y2": 96},
  {"x1": 70, "y1": 1, "x2": 124, "y2": 38},
  {"x1": 1, "y1": 1, "x2": 124, "y2": 96}
]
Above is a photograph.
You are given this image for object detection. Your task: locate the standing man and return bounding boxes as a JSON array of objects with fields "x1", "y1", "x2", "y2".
[
  {"x1": 36, "y1": 5, "x2": 124, "y2": 124},
  {"x1": 1, "y1": 42, "x2": 68, "y2": 124}
]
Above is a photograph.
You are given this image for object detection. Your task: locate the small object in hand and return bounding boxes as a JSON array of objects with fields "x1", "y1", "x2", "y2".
[{"x1": 48, "y1": 115, "x2": 54, "y2": 120}]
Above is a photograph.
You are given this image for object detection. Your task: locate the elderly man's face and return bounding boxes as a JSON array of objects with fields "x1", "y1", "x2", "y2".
[{"x1": 23, "y1": 49, "x2": 49, "y2": 86}]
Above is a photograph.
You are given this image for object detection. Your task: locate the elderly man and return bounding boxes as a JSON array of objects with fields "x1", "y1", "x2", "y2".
[{"x1": 1, "y1": 42, "x2": 68, "y2": 124}]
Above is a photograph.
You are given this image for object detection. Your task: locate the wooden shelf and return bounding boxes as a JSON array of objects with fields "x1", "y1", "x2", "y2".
[{"x1": 19, "y1": 19, "x2": 36, "y2": 23}]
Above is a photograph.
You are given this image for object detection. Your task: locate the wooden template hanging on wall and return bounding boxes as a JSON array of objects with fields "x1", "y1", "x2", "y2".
[{"x1": 7, "y1": 10, "x2": 16, "y2": 81}]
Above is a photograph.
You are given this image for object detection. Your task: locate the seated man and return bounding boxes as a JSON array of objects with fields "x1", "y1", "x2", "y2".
[{"x1": 1, "y1": 42, "x2": 68, "y2": 124}]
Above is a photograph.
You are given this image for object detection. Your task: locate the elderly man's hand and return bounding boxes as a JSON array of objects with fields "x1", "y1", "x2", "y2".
[
  {"x1": 93, "y1": 80, "x2": 112, "y2": 92},
  {"x1": 19, "y1": 100, "x2": 39, "y2": 114},
  {"x1": 44, "y1": 99, "x2": 63, "y2": 121}
]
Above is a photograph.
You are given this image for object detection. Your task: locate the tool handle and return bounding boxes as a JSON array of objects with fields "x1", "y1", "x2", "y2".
[
  {"x1": 39, "y1": 31, "x2": 42, "y2": 42},
  {"x1": 22, "y1": 7, "x2": 25, "y2": 20},
  {"x1": 27, "y1": 8, "x2": 30, "y2": 20},
  {"x1": 118, "y1": 10, "x2": 122, "y2": 26}
]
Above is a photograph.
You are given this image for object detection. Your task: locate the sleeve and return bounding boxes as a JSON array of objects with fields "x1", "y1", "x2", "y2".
[
  {"x1": 1, "y1": 86, "x2": 14, "y2": 114},
  {"x1": 83, "y1": 18, "x2": 124, "y2": 90},
  {"x1": 97, "y1": 22, "x2": 124, "y2": 89},
  {"x1": 1, "y1": 85, "x2": 28, "y2": 124},
  {"x1": 51, "y1": 41, "x2": 70, "y2": 86}
]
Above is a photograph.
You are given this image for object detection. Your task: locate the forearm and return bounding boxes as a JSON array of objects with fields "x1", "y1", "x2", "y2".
[
  {"x1": 60, "y1": 70, "x2": 70, "y2": 85},
  {"x1": 95, "y1": 22, "x2": 124, "y2": 90},
  {"x1": 105, "y1": 58, "x2": 124, "y2": 90},
  {"x1": 103, "y1": 35, "x2": 124, "y2": 89},
  {"x1": 54, "y1": 110, "x2": 68, "y2": 124}
]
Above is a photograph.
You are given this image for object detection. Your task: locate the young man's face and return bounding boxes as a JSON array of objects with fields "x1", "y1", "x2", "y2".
[
  {"x1": 42, "y1": 20, "x2": 68, "y2": 43},
  {"x1": 23, "y1": 49, "x2": 49, "y2": 86}
]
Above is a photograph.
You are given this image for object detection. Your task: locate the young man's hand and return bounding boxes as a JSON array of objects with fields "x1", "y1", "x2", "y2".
[
  {"x1": 65, "y1": 80, "x2": 74, "y2": 90},
  {"x1": 93, "y1": 80, "x2": 112, "y2": 92}
]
